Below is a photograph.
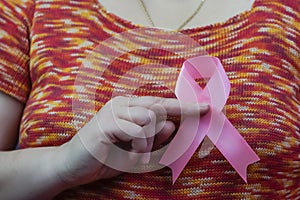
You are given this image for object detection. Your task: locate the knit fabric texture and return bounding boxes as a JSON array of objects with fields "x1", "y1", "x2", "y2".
[{"x1": 0, "y1": 0, "x2": 299, "y2": 199}]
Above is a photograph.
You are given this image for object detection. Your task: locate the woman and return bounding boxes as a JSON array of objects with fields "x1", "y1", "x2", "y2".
[{"x1": 0, "y1": 0, "x2": 299, "y2": 199}]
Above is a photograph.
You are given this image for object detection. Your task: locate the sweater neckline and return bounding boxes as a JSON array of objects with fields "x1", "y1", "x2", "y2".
[{"x1": 94, "y1": 0, "x2": 258, "y2": 33}]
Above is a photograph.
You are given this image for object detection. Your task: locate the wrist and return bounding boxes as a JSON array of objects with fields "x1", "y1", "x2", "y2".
[
  {"x1": 52, "y1": 142, "x2": 82, "y2": 189},
  {"x1": 54, "y1": 135, "x2": 102, "y2": 188},
  {"x1": 38, "y1": 146, "x2": 73, "y2": 197}
]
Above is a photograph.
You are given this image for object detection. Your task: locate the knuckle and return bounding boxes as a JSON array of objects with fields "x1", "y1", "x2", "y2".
[
  {"x1": 113, "y1": 96, "x2": 126, "y2": 102},
  {"x1": 147, "y1": 109, "x2": 156, "y2": 120},
  {"x1": 133, "y1": 108, "x2": 151, "y2": 125},
  {"x1": 141, "y1": 96, "x2": 155, "y2": 104},
  {"x1": 131, "y1": 126, "x2": 145, "y2": 139},
  {"x1": 136, "y1": 107, "x2": 148, "y2": 116},
  {"x1": 154, "y1": 96, "x2": 164, "y2": 104}
]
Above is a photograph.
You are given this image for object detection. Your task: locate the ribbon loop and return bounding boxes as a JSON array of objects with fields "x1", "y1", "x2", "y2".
[{"x1": 160, "y1": 56, "x2": 260, "y2": 184}]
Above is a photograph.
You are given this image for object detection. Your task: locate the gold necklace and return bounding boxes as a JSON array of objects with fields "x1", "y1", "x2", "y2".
[{"x1": 138, "y1": 0, "x2": 206, "y2": 30}]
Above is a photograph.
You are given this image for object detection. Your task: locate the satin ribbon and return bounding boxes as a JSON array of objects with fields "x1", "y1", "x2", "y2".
[{"x1": 160, "y1": 56, "x2": 260, "y2": 183}]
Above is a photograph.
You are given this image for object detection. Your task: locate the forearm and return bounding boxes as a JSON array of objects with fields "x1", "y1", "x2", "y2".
[{"x1": 0, "y1": 146, "x2": 69, "y2": 200}]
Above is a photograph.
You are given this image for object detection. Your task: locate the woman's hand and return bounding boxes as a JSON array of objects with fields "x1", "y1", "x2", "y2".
[{"x1": 56, "y1": 96, "x2": 209, "y2": 187}]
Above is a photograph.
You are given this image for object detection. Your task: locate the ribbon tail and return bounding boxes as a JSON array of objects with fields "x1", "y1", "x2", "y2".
[
  {"x1": 160, "y1": 118, "x2": 206, "y2": 184},
  {"x1": 213, "y1": 117, "x2": 260, "y2": 183},
  {"x1": 167, "y1": 131, "x2": 206, "y2": 184}
]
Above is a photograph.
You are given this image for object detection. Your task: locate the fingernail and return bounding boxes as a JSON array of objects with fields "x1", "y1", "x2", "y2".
[
  {"x1": 140, "y1": 153, "x2": 151, "y2": 164},
  {"x1": 199, "y1": 103, "x2": 209, "y2": 108}
]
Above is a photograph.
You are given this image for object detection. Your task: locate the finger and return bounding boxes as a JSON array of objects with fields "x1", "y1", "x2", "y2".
[
  {"x1": 180, "y1": 102, "x2": 210, "y2": 116},
  {"x1": 149, "y1": 104, "x2": 167, "y2": 122},
  {"x1": 140, "y1": 112, "x2": 156, "y2": 152},
  {"x1": 136, "y1": 136, "x2": 154, "y2": 164},
  {"x1": 104, "y1": 119, "x2": 149, "y2": 153},
  {"x1": 136, "y1": 112, "x2": 156, "y2": 163},
  {"x1": 117, "y1": 107, "x2": 157, "y2": 138},
  {"x1": 115, "y1": 119, "x2": 158, "y2": 154},
  {"x1": 127, "y1": 96, "x2": 209, "y2": 116},
  {"x1": 116, "y1": 106, "x2": 152, "y2": 126},
  {"x1": 131, "y1": 138, "x2": 148, "y2": 153},
  {"x1": 159, "y1": 99, "x2": 209, "y2": 116},
  {"x1": 154, "y1": 120, "x2": 176, "y2": 148}
]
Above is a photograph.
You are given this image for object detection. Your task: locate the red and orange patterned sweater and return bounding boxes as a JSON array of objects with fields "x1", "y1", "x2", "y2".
[{"x1": 0, "y1": 0, "x2": 299, "y2": 199}]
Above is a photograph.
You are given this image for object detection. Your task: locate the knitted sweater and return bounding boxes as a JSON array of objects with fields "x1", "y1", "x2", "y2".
[{"x1": 0, "y1": 0, "x2": 299, "y2": 199}]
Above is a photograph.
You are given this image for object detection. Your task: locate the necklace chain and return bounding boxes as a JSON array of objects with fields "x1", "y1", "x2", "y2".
[{"x1": 138, "y1": 0, "x2": 206, "y2": 30}]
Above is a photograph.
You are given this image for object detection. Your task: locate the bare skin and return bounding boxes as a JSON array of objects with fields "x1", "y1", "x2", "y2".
[
  {"x1": 0, "y1": 0, "x2": 256, "y2": 199},
  {"x1": 99, "y1": 0, "x2": 255, "y2": 30},
  {"x1": 0, "y1": 92, "x2": 209, "y2": 199}
]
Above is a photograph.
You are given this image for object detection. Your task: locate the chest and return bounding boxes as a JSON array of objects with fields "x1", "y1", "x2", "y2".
[
  {"x1": 98, "y1": 0, "x2": 256, "y2": 29},
  {"x1": 20, "y1": 0, "x2": 300, "y2": 148}
]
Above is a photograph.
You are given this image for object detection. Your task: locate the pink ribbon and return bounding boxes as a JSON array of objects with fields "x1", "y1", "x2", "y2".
[{"x1": 159, "y1": 56, "x2": 260, "y2": 183}]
